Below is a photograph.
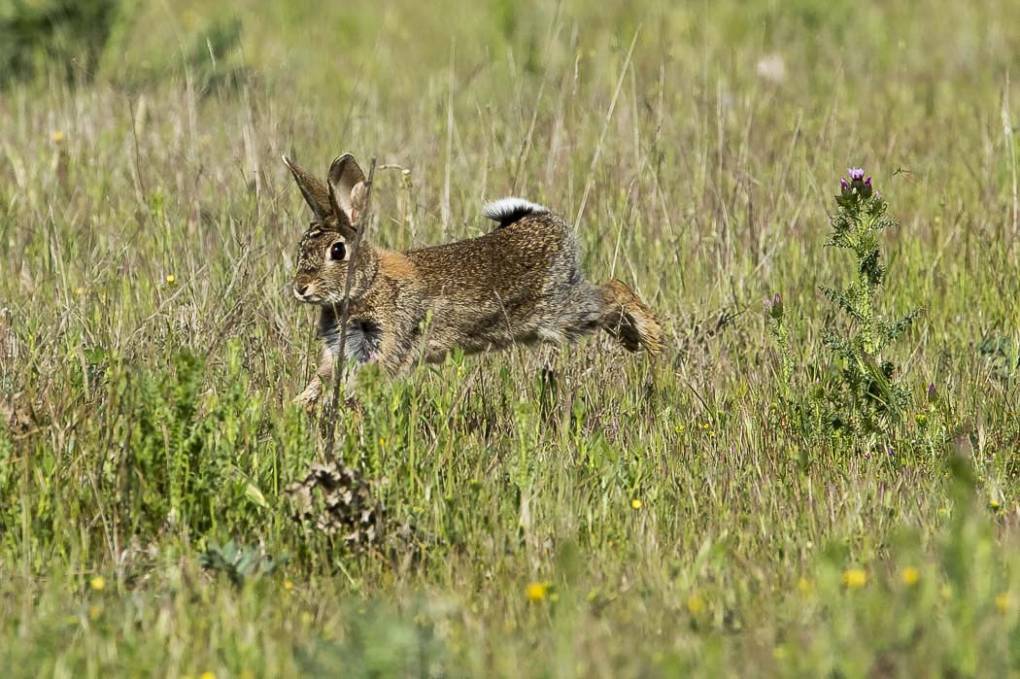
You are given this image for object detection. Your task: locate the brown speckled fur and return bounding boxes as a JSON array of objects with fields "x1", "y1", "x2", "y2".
[{"x1": 284, "y1": 153, "x2": 662, "y2": 407}]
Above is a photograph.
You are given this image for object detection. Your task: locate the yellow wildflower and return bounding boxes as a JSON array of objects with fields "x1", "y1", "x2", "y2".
[
  {"x1": 900, "y1": 567, "x2": 920, "y2": 587},
  {"x1": 525, "y1": 581, "x2": 548, "y2": 602},
  {"x1": 686, "y1": 593, "x2": 705, "y2": 615},
  {"x1": 51, "y1": 130, "x2": 65, "y2": 144},
  {"x1": 283, "y1": 579, "x2": 294, "y2": 592},
  {"x1": 630, "y1": 498, "x2": 642, "y2": 510},
  {"x1": 165, "y1": 273, "x2": 176, "y2": 285},
  {"x1": 995, "y1": 593, "x2": 1011, "y2": 614},
  {"x1": 88, "y1": 604, "x2": 102, "y2": 621},
  {"x1": 200, "y1": 672, "x2": 216, "y2": 679},
  {"x1": 90, "y1": 576, "x2": 106, "y2": 592},
  {"x1": 841, "y1": 568, "x2": 868, "y2": 589}
]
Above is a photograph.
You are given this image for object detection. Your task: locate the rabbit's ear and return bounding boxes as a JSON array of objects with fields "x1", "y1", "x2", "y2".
[
  {"x1": 282, "y1": 155, "x2": 332, "y2": 222},
  {"x1": 327, "y1": 154, "x2": 368, "y2": 228}
]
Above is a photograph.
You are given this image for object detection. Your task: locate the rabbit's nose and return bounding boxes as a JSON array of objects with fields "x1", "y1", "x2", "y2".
[{"x1": 295, "y1": 284, "x2": 309, "y2": 297}]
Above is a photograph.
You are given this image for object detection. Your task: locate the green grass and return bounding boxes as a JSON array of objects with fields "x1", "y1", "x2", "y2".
[{"x1": 1, "y1": 0, "x2": 1019, "y2": 676}]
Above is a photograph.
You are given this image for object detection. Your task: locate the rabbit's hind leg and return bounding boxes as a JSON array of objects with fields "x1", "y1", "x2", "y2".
[{"x1": 598, "y1": 280, "x2": 663, "y2": 354}]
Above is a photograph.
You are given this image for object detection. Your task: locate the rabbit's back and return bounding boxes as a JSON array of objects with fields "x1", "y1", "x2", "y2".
[
  {"x1": 409, "y1": 211, "x2": 578, "y2": 297},
  {"x1": 407, "y1": 210, "x2": 594, "y2": 353}
]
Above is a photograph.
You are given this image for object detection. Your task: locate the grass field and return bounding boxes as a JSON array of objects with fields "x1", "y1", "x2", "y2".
[{"x1": 1, "y1": 0, "x2": 1019, "y2": 676}]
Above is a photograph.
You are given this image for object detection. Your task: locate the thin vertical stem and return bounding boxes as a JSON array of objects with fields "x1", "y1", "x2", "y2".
[{"x1": 323, "y1": 158, "x2": 378, "y2": 464}]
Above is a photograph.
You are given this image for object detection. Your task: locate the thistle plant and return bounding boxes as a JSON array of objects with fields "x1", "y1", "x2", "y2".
[
  {"x1": 766, "y1": 168, "x2": 921, "y2": 444},
  {"x1": 764, "y1": 292, "x2": 791, "y2": 388},
  {"x1": 820, "y1": 168, "x2": 920, "y2": 436}
]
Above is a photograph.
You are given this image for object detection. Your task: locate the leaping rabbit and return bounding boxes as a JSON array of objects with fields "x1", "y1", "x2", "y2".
[{"x1": 283, "y1": 153, "x2": 662, "y2": 407}]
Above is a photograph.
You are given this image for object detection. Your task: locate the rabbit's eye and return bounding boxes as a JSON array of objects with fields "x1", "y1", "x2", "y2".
[{"x1": 330, "y1": 241, "x2": 347, "y2": 261}]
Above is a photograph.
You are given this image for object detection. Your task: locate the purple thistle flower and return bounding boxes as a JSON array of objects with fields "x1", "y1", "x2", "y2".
[
  {"x1": 840, "y1": 168, "x2": 875, "y2": 198},
  {"x1": 860, "y1": 175, "x2": 874, "y2": 198},
  {"x1": 765, "y1": 292, "x2": 784, "y2": 320},
  {"x1": 927, "y1": 383, "x2": 937, "y2": 401}
]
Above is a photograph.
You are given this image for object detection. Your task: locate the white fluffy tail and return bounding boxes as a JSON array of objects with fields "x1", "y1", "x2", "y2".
[{"x1": 483, "y1": 197, "x2": 549, "y2": 227}]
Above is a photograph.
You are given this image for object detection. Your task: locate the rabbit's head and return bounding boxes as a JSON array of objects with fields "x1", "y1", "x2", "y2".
[{"x1": 283, "y1": 154, "x2": 375, "y2": 305}]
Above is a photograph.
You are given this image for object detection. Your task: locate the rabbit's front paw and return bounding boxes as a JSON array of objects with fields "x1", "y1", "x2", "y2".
[{"x1": 294, "y1": 379, "x2": 322, "y2": 411}]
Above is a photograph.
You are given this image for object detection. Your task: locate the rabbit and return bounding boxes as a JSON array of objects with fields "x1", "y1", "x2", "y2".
[{"x1": 283, "y1": 152, "x2": 663, "y2": 407}]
